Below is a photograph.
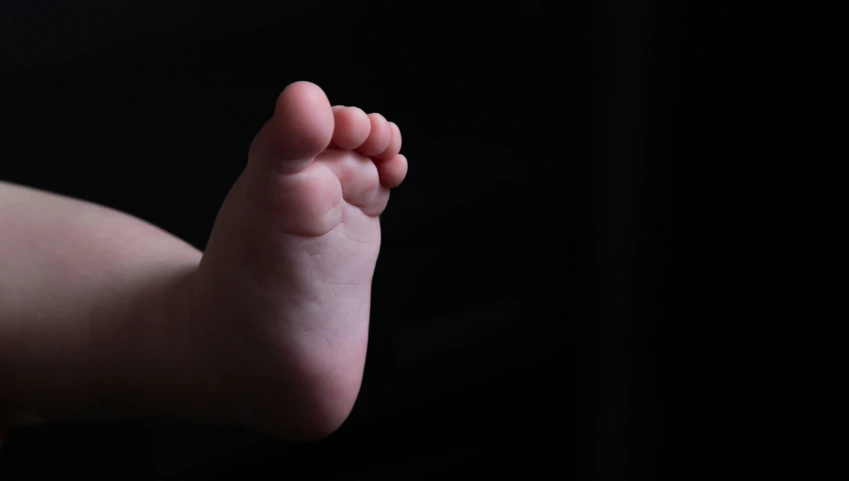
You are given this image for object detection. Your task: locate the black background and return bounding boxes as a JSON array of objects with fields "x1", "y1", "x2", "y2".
[
  {"x1": 592, "y1": 2, "x2": 847, "y2": 479},
  {"x1": 1, "y1": 1, "x2": 846, "y2": 479}
]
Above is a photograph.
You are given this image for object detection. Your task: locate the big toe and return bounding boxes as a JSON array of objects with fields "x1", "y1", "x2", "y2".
[{"x1": 250, "y1": 81, "x2": 335, "y2": 173}]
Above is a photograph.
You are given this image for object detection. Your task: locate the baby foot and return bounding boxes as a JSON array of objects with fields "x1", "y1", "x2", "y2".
[{"x1": 189, "y1": 82, "x2": 407, "y2": 439}]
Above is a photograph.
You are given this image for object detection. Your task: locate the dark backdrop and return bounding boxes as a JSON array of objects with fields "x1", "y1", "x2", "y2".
[
  {"x1": 593, "y1": 2, "x2": 847, "y2": 479},
  {"x1": 2, "y1": 1, "x2": 846, "y2": 480}
]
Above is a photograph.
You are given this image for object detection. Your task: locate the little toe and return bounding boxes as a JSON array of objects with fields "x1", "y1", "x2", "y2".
[
  {"x1": 331, "y1": 106, "x2": 371, "y2": 150},
  {"x1": 356, "y1": 113, "x2": 391, "y2": 157},
  {"x1": 376, "y1": 154, "x2": 408, "y2": 188}
]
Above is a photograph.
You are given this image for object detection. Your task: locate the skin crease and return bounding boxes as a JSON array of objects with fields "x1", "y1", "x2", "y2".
[{"x1": 0, "y1": 81, "x2": 408, "y2": 443}]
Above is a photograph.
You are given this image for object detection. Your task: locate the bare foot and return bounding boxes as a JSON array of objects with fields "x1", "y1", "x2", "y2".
[{"x1": 187, "y1": 81, "x2": 408, "y2": 438}]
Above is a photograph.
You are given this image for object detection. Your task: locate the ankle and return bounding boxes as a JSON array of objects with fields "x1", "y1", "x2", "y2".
[{"x1": 87, "y1": 262, "x2": 218, "y2": 421}]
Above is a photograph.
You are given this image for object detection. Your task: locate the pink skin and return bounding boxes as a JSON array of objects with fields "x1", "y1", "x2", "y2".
[
  {"x1": 192, "y1": 81, "x2": 407, "y2": 437},
  {"x1": 0, "y1": 81, "x2": 407, "y2": 442}
]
